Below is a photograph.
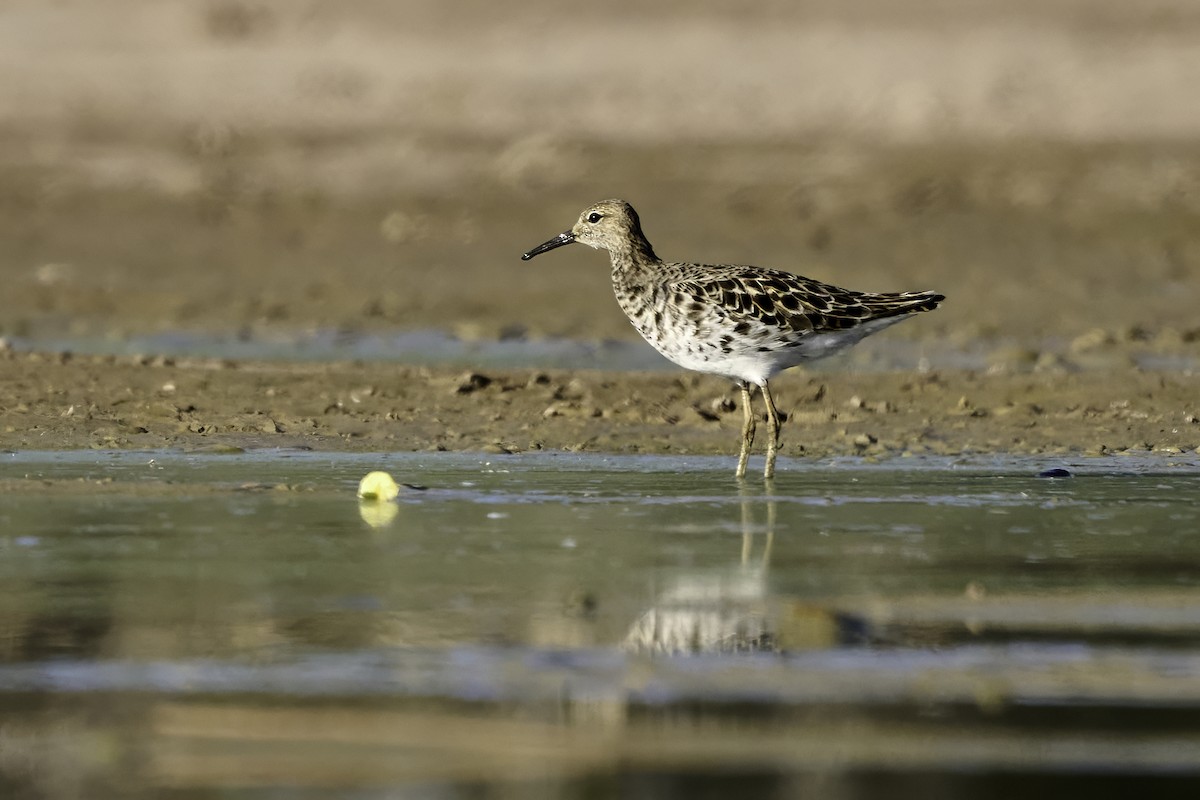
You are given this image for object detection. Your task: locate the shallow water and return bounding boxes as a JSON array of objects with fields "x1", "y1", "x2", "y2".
[
  {"x1": 15, "y1": 328, "x2": 1191, "y2": 376},
  {"x1": 4, "y1": 329, "x2": 673, "y2": 371},
  {"x1": 8, "y1": 328, "x2": 1200, "y2": 374},
  {"x1": 2, "y1": 450, "x2": 1199, "y2": 798}
]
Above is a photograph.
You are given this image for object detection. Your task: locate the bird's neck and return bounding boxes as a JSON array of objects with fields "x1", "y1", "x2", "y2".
[{"x1": 607, "y1": 232, "x2": 661, "y2": 283}]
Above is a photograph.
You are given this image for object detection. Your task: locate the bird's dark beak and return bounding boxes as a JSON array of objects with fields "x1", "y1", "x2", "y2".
[{"x1": 521, "y1": 231, "x2": 575, "y2": 261}]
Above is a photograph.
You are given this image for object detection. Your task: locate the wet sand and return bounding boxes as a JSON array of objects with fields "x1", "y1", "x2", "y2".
[{"x1": 2, "y1": 347, "x2": 1196, "y2": 460}]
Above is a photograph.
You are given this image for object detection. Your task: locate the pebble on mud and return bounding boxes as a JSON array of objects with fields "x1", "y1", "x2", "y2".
[
  {"x1": 710, "y1": 396, "x2": 737, "y2": 414},
  {"x1": 454, "y1": 372, "x2": 493, "y2": 394},
  {"x1": 1037, "y1": 467, "x2": 1073, "y2": 478},
  {"x1": 986, "y1": 347, "x2": 1040, "y2": 373},
  {"x1": 542, "y1": 402, "x2": 600, "y2": 419},
  {"x1": 553, "y1": 378, "x2": 591, "y2": 401},
  {"x1": 1070, "y1": 328, "x2": 1116, "y2": 353}
]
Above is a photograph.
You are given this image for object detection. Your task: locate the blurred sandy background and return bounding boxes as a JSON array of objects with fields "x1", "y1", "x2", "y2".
[{"x1": 3, "y1": 0, "x2": 1200, "y2": 356}]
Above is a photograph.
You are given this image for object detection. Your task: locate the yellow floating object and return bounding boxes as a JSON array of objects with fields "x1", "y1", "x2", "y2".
[{"x1": 357, "y1": 471, "x2": 400, "y2": 501}]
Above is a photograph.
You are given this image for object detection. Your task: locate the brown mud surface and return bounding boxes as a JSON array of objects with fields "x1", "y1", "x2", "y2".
[
  {"x1": 1, "y1": 2, "x2": 1198, "y2": 459},
  {"x1": 2, "y1": 349, "x2": 1197, "y2": 461}
]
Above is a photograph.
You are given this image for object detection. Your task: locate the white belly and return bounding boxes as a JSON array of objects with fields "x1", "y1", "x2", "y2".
[{"x1": 636, "y1": 314, "x2": 910, "y2": 385}]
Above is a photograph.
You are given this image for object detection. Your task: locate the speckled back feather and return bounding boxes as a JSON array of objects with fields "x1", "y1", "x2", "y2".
[{"x1": 667, "y1": 263, "x2": 943, "y2": 335}]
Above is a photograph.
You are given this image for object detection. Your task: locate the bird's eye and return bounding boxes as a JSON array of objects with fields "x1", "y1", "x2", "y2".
[{"x1": 586, "y1": 212, "x2": 602, "y2": 223}]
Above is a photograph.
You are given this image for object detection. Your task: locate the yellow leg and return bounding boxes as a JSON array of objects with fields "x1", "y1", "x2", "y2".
[
  {"x1": 735, "y1": 381, "x2": 756, "y2": 480},
  {"x1": 760, "y1": 381, "x2": 782, "y2": 480}
]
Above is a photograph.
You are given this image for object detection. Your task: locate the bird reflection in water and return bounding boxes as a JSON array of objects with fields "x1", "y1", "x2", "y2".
[{"x1": 623, "y1": 486, "x2": 869, "y2": 655}]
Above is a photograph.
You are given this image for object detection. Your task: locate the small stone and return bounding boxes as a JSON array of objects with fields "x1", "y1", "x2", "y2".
[
  {"x1": 565, "y1": 590, "x2": 598, "y2": 617},
  {"x1": 985, "y1": 347, "x2": 1039, "y2": 373},
  {"x1": 1117, "y1": 324, "x2": 1152, "y2": 342},
  {"x1": 454, "y1": 372, "x2": 492, "y2": 394},
  {"x1": 710, "y1": 396, "x2": 737, "y2": 414},
  {"x1": 1069, "y1": 328, "x2": 1115, "y2": 354},
  {"x1": 544, "y1": 402, "x2": 600, "y2": 419},
  {"x1": 1037, "y1": 468, "x2": 1072, "y2": 478},
  {"x1": 554, "y1": 378, "x2": 590, "y2": 401}
]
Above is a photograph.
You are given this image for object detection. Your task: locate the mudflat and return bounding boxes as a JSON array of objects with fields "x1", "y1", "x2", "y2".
[
  {"x1": 1, "y1": 2, "x2": 1197, "y2": 459},
  {"x1": 2, "y1": 348, "x2": 1196, "y2": 460}
]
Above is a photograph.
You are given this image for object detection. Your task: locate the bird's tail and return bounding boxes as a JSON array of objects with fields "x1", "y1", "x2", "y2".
[{"x1": 865, "y1": 290, "x2": 945, "y2": 318}]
